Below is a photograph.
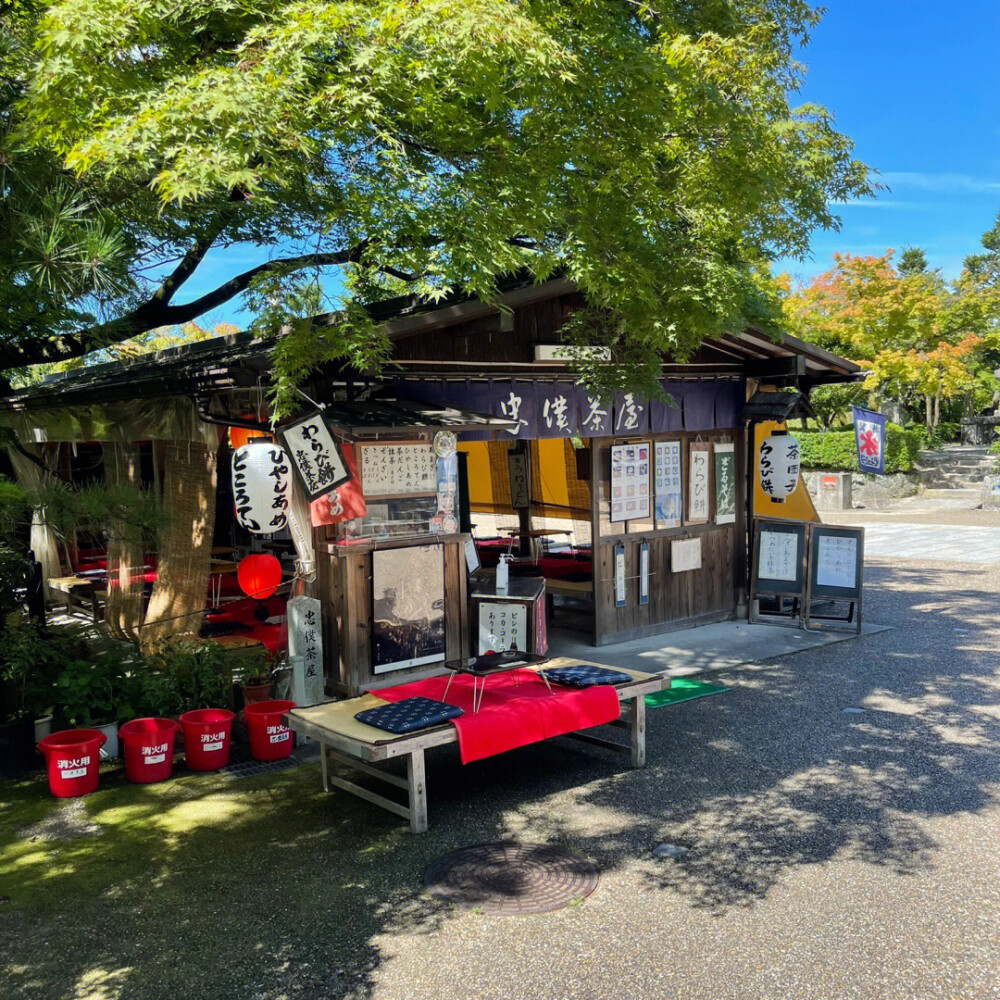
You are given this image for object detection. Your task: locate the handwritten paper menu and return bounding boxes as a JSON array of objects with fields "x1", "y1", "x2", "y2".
[
  {"x1": 279, "y1": 414, "x2": 349, "y2": 500},
  {"x1": 816, "y1": 535, "x2": 858, "y2": 590},
  {"x1": 688, "y1": 443, "x2": 711, "y2": 523},
  {"x1": 358, "y1": 443, "x2": 437, "y2": 497},
  {"x1": 610, "y1": 442, "x2": 651, "y2": 523},
  {"x1": 654, "y1": 440, "x2": 682, "y2": 528},
  {"x1": 478, "y1": 601, "x2": 528, "y2": 654},
  {"x1": 759, "y1": 529, "x2": 799, "y2": 582},
  {"x1": 713, "y1": 442, "x2": 736, "y2": 524}
]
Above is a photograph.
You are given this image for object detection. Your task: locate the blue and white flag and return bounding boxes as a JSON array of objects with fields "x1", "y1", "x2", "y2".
[{"x1": 851, "y1": 406, "x2": 886, "y2": 476}]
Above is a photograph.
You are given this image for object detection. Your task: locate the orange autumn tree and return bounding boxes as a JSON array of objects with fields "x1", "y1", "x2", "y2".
[
  {"x1": 859, "y1": 336, "x2": 980, "y2": 430},
  {"x1": 784, "y1": 250, "x2": 986, "y2": 428}
]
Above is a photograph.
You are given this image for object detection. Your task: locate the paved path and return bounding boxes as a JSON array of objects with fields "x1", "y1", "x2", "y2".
[
  {"x1": 862, "y1": 521, "x2": 1000, "y2": 563},
  {"x1": 4, "y1": 489, "x2": 1000, "y2": 1000},
  {"x1": 827, "y1": 489, "x2": 1000, "y2": 563}
]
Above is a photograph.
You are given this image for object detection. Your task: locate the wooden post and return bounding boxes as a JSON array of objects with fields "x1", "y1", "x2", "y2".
[
  {"x1": 628, "y1": 695, "x2": 646, "y2": 768},
  {"x1": 320, "y1": 743, "x2": 329, "y2": 792},
  {"x1": 407, "y1": 748, "x2": 428, "y2": 834}
]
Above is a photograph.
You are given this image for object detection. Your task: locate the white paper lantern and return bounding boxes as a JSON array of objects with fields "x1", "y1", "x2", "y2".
[
  {"x1": 231, "y1": 442, "x2": 292, "y2": 533},
  {"x1": 759, "y1": 432, "x2": 801, "y2": 501}
]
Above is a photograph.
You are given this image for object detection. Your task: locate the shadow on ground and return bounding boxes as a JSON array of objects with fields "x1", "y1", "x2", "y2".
[{"x1": 2, "y1": 561, "x2": 999, "y2": 998}]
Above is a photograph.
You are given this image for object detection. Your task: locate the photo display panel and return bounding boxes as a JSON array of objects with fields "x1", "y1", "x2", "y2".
[
  {"x1": 610, "y1": 442, "x2": 651, "y2": 523},
  {"x1": 654, "y1": 440, "x2": 682, "y2": 527}
]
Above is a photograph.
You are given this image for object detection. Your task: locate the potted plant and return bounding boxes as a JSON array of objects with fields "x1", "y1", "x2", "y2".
[
  {"x1": 54, "y1": 647, "x2": 139, "y2": 759},
  {"x1": 232, "y1": 647, "x2": 274, "y2": 710},
  {"x1": 0, "y1": 617, "x2": 76, "y2": 778}
]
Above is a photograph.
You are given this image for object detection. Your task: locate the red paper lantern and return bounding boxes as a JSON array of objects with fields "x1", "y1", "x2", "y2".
[
  {"x1": 237, "y1": 554, "x2": 283, "y2": 600},
  {"x1": 229, "y1": 424, "x2": 272, "y2": 451}
]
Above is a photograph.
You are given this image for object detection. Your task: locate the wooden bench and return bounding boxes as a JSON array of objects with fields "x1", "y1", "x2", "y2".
[
  {"x1": 284, "y1": 660, "x2": 666, "y2": 833},
  {"x1": 47, "y1": 575, "x2": 103, "y2": 622}
]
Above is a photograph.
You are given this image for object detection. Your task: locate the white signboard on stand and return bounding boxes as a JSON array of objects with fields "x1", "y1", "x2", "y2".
[
  {"x1": 758, "y1": 530, "x2": 799, "y2": 583},
  {"x1": 816, "y1": 535, "x2": 858, "y2": 590}
]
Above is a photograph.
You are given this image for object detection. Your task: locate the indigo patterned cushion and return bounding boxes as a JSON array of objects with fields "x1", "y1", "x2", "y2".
[
  {"x1": 541, "y1": 665, "x2": 633, "y2": 688},
  {"x1": 355, "y1": 697, "x2": 464, "y2": 735}
]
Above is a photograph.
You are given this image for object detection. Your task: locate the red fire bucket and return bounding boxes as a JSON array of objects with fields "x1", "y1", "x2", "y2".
[
  {"x1": 38, "y1": 729, "x2": 106, "y2": 798},
  {"x1": 179, "y1": 708, "x2": 236, "y2": 771},
  {"x1": 118, "y1": 718, "x2": 181, "y2": 784},
  {"x1": 243, "y1": 700, "x2": 296, "y2": 761}
]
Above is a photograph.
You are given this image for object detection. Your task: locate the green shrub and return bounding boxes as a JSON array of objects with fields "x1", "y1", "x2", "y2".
[
  {"x1": 798, "y1": 423, "x2": 925, "y2": 474},
  {"x1": 141, "y1": 639, "x2": 232, "y2": 715},
  {"x1": 54, "y1": 643, "x2": 142, "y2": 727}
]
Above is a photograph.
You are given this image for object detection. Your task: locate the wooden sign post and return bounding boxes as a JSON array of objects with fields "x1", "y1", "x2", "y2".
[{"x1": 804, "y1": 524, "x2": 865, "y2": 633}]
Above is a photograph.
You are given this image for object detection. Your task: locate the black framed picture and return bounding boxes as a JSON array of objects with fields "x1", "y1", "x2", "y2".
[{"x1": 372, "y1": 546, "x2": 446, "y2": 674}]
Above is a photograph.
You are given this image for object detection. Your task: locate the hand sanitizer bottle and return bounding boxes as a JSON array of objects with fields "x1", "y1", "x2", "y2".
[{"x1": 496, "y1": 553, "x2": 509, "y2": 596}]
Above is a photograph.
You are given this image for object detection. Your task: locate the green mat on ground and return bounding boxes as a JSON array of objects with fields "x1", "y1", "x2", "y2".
[{"x1": 645, "y1": 676, "x2": 728, "y2": 709}]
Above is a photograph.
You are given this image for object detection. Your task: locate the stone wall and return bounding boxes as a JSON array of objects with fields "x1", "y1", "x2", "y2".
[{"x1": 803, "y1": 469, "x2": 920, "y2": 509}]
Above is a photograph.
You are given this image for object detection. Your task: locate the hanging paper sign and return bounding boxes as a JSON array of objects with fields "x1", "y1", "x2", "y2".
[
  {"x1": 687, "y1": 442, "x2": 711, "y2": 524},
  {"x1": 614, "y1": 542, "x2": 627, "y2": 607},
  {"x1": 852, "y1": 406, "x2": 886, "y2": 476},
  {"x1": 610, "y1": 442, "x2": 651, "y2": 523},
  {"x1": 639, "y1": 540, "x2": 650, "y2": 605},
  {"x1": 713, "y1": 442, "x2": 736, "y2": 524},
  {"x1": 278, "y1": 414, "x2": 350, "y2": 501},
  {"x1": 232, "y1": 442, "x2": 291, "y2": 534},
  {"x1": 288, "y1": 595, "x2": 324, "y2": 706},
  {"x1": 358, "y1": 442, "x2": 437, "y2": 497},
  {"x1": 654, "y1": 440, "x2": 682, "y2": 527},
  {"x1": 671, "y1": 537, "x2": 702, "y2": 572},
  {"x1": 507, "y1": 452, "x2": 530, "y2": 509}
]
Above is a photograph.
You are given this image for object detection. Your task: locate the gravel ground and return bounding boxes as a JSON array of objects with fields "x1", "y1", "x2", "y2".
[{"x1": 3, "y1": 508, "x2": 1000, "y2": 999}]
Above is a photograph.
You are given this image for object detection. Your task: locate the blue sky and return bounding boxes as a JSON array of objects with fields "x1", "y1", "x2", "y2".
[
  {"x1": 773, "y1": 0, "x2": 1000, "y2": 287},
  {"x1": 185, "y1": 2, "x2": 1000, "y2": 328}
]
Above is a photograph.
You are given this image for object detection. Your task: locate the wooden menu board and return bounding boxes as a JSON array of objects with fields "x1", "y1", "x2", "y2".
[{"x1": 357, "y1": 442, "x2": 437, "y2": 498}]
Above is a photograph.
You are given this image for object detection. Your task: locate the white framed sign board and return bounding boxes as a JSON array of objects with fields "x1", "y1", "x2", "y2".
[
  {"x1": 358, "y1": 442, "x2": 437, "y2": 498},
  {"x1": 610, "y1": 442, "x2": 651, "y2": 523},
  {"x1": 477, "y1": 601, "x2": 528, "y2": 654}
]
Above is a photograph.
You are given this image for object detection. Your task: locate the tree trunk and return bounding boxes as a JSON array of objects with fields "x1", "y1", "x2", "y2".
[
  {"x1": 139, "y1": 441, "x2": 218, "y2": 655},
  {"x1": 925, "y1": 394, "x2": 933, "y2": 430},
  {"x1": 933, "y1": 394, "x2": 940, "y2": 429},
  {"x1": 103, "y1": 443, "x2": 144, "y2": 642}
]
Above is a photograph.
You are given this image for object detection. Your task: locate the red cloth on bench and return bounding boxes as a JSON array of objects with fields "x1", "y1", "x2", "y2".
[{"x1": 375, "y1": 669, "x2": 620, "y2": 764}]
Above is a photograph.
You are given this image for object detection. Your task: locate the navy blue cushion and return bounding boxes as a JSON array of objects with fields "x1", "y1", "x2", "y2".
[
  {"x1": 541, "y1": 665, "x2": 633, "y2": 688},
  {"x1": 355, "y1": 697, "x2": 464, "y2": 735}
]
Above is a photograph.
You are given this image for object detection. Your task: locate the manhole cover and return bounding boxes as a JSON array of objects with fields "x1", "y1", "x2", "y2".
[{"x1": 424, "y1": 842, "x2": 599, "y2": 914}]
